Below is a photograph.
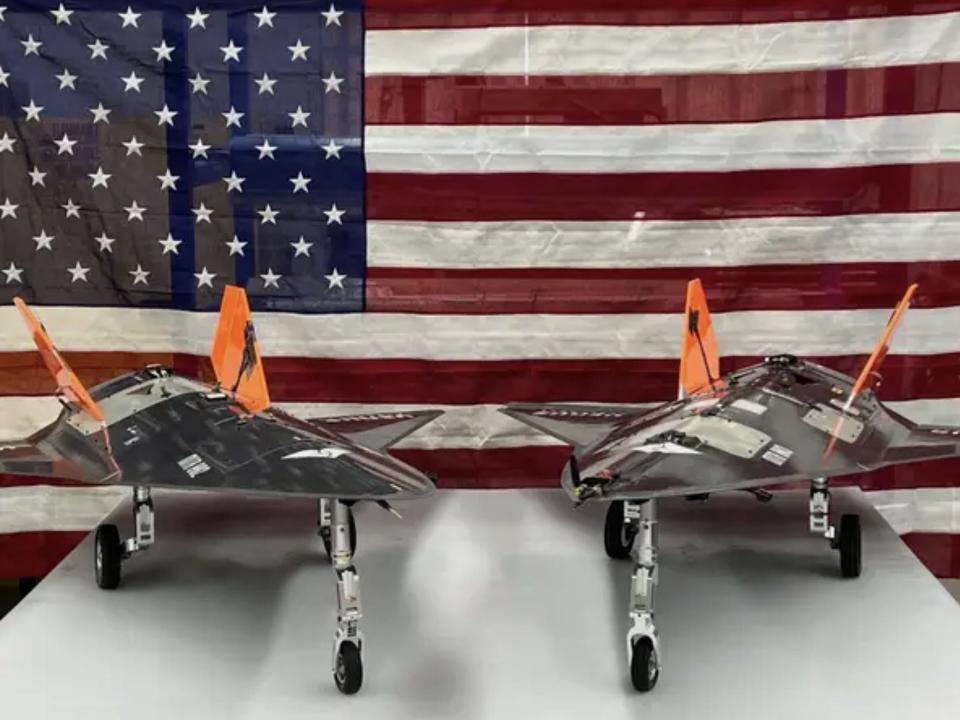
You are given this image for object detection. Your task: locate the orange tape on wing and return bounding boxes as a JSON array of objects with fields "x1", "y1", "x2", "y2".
[
  {"x1": 13, "y1": 297, "x2": 104, "y2": 422},
  {"x1": 210, "y1": 286, "x2": 271, "y2": 414},
  {"x1": 678, "y1": 278, "x2": 721, "y2": 397}
]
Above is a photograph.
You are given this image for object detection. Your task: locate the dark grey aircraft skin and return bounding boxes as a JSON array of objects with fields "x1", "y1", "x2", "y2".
[
  {"x1": 0, "y1": 364, "x2": 439, "y2": 500},
  {"x1": 504, "y1": 354, "x2": 960, "y2": 504}
]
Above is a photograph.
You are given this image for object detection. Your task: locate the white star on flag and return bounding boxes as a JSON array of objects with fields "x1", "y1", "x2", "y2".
[
  {"x1": 88, "y1": 166, "x2": 112, "y2": 189},
  {"x1": 155, "y1": 104, "x2": 177, "y2": 126},
  {"x1": 221, "y1": 40, "x2": 243, "y2": 63},
  {"x1": 288, "y1": 39, "x2": 309, "y2": 61},
  {"x1": 254, "y1": 73, "x2": 277, "y2": 95},
  {"x1": 193, "y1": 202, "x2": 214, "y2": 224},
  {"x1": 322, "y1": 71, "x2": 343, "y2": 94},
  {"x1": 157, "y1": 169, "x2": 180, "y2": 190},
  {"x1": 28, "y1": 166, "x2": 46, "y2": 186},
  {"x1": 51, "y1": 3, "x2": 73, "y2": 24},
  {"x1": 22, "y1": 35, "x2": 42, "y2": 56},
  {"x1": 130, "y1": 265, "x2": 151, "y2": 285},
  {"x1": 89, "y1": 102, "x2": 111, "y2": 123},
  {"x1": 61, "y1": 198, "x2": 81, "y2": 218},
  {"x1": 189, "y1": 73, "x2": 210, "y2": 94},
  {"x1": 254, "y1": 6, "x2": 276, "y2": 27},
  {"x1": 322, "y1": 140, "x2": 343, "y2": 159},
  {"x1": 223, "y1": 106, "x2": 244, "y2": 128},
  {"x1": 194, "y1": 266, "x2": 216, "y2": 288},
  {"x1": 260, "y1": 268, "x2": 282, "y2": 288},
  {"x1": 290, "y1": 172, "x2": 311, "y2": 193},
  {"x1": 123, "y1": 136, "x2": 145, "y2": 156},
  {"x1": 324, "y1": 268, "x2": 346, "y2": 289},
  {"x1": 33, "y1": 230, "x2": 54, "y2": 251},
  {"x1": 152, "y1": 40, "x2": 175, "y2": 62},
  {"x1": 56, "y1": 68, "x2": 77, "y2": 89},
  {"x1": 0, "y1": 66, "x2": 11, "y2": 87},
  {"x1": 68, "y1": 261, "x2": 91, "y2": 283},
  {"x1": 0, "y1": 197, "x2": 18, "y2": 219},
  {"x1": 2, "y1": 261, "x2": 23, "y2": 284},
  {"x1": 54, "y1": 133, "x2": 77, "y2": 155},
  {"x1": 88, "y1": 39, "x2": 109, "y2": 60},
  {"x1": 225, "y1": 235, "x2": 247, "y2": 256},
  {"x1": 124, "y1": 201, "x2": 146, "y2": 221},
  {"x1": 122, "y1": 71, "x2": 144, "y2": 92},
  {"x1": 187, "y1": 6, "x2": 209, "y2": 29},
  {"x1": 189, "y1": 137, "x2": 211, "y2": 158},
  {"x1": 222, "y1": 172, "x2": 246, "y2": 193},
  {"x1": 158, "y1": 233, "x2": 181, "y2": 254},
  {"x1": 256, "y1": 138, "x2": 277, "y2": 159},
  {"x1": 118, "y1": 6, "x2": 141, "y2": 28},
  {"x1": 22, "y1": 100, "x2": 42, "y2": 121},
  {"x1": 95, "y1": 232, "x2": 115, "y2": 253},
  {"x1": 0, "y1": 132, "x2": 16, "y2": 153},
  {"x1": 290, "y1": 236, "x2": 313, "y2": 257},
  {"x1": 257, "y1": 204, "x2": 279, "y2": 224},
  {"x1": 324, "y1": 203, "x2": 345, "y2": 224},
  {"x1": 289, "y1": 106, "x2": 310, "y2": 127},
  {"x1": 322, "y1": 3, "x2": 344, "y2": 26}
]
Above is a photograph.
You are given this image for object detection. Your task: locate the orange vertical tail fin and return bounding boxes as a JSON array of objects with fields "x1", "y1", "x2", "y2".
[
  {"x1": 211, "y1": 286, "x2": 271, "y2": 414},
  {"x1": 823, "y1": 283, "x2": 918, "y2": 459},
  {"x1": 678, "y1": 279, "x2": 721, "y2": 398},
  {"x1": 13, "y1": 297, "x2": 104, "y2": 422}
]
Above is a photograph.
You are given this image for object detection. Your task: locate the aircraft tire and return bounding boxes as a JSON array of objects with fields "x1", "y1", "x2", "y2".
[
  {"x1": 94, "y1": 524, "x2": 122, "y2": 590},
  {"x1": 334, "y1": 641, "x2": 363, "y2": 695},
  {"x1": 604, "y1": 501, "x2": 635, "y2": 559},
  {"x1": 629, "y1": 637, "x2": 659, "y2": 692},
  {"x1": 838, "y1": 513, "x2": 861, "y2": 578}
]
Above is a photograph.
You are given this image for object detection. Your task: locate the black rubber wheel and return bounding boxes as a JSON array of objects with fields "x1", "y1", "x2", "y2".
[
  {"x1": 629, "y1": 637, "x2": 659, "y2": 692},
  {"x1": 94, "y1": 524, "x2": 122, "y2": 590},
  {"x1": 334, "y1": 641, "x2": 363, "y2": 695},
  {"x1": 838, "y1": 513, "x2": 861, "y2": 578},
  {"x1": 321, "y1": 507, "x2": 357, "y2": 560},
  {"x1": 604, "y1": 501, "x2": 635, "y2": 559}
]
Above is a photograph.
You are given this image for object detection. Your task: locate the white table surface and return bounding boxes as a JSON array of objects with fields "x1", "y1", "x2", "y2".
[{"x1": 1, "y1": 487, "x2": 958, "y2": 720}]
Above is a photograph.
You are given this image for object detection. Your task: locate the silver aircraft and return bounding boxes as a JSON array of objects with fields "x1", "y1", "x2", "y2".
[
  {"x1": 1, "y1": 287, "x2": 442, "y2": 695},
  {"x1": 503, "y1": 279, "x2": 960, "y2": 692}
]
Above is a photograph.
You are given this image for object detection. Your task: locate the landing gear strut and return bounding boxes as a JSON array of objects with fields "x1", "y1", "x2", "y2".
[
  {"x1": 94, "y1": 486, "x2": 154, "y2": 590},
  {"x1": 624, "y1": 499, "x2": 661, "y2": 692},
  {"x1": 327, "y1": 498, "x2": 364, "y2": 695},
  {"x1": 809, "y1": 478, "x2": 861, "y2": 578}
]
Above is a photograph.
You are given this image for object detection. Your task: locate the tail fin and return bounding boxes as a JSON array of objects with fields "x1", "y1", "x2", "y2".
[
  {"x1": 678, "y1": 278, "x2": 721, "y2": 398},
  {"x1": 14, "y1": 297, "x2": 104, "y2": 422},
  {"x1": 211, "y1": 286, "x2": 271, "y2": 414},
  {"x1": 824, "y1": 283, "x2": 918, "y2": 458}
]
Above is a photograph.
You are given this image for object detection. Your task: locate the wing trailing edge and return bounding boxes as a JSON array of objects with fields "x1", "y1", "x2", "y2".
[
  {"x1": 308, "y1": 409, "x2": 444, "y2": 451},
  {"x1": 211, "y1": 286, "x2": 271, "y2": 414},
  {"x1": 500, "y1": 403, "x2": 650, "y2": 449}
]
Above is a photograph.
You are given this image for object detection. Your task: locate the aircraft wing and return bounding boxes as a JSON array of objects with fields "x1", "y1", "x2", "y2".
[
  {"x1": 500, "y1": 403, "x2": 655, "y2": 450},
  {"x1": 305, "y1": 409, "x2": 444, "y2": 450}
]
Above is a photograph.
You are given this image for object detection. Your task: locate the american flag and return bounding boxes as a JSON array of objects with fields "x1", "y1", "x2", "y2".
[{"x1": 1, "y1": 1, "x2": 959, "y2": 579}]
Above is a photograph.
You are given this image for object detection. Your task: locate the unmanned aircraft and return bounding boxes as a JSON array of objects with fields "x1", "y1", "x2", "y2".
[
  {"x1": 1, "y1": 287, "x2": 442, "y2": 695},
  {"x1": 504, "y1": 280, "x2": 957, "y2": 692}
]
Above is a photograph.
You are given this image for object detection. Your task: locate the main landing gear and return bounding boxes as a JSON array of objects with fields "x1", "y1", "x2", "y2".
[
  {"x1": 318, "y1": 498, "x2": 364, "y2": 695},
  {"x1": 94, "y1": 486, "x2": 154, "y2": 590},
  {"x1": 809, "y1": 478, "x2": 861, "y2": 578},
  {"x1": 604, "y1": 498, "x2": 661, "y2": 692}
]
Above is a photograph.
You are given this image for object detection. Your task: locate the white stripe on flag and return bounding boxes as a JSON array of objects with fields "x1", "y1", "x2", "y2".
[
  {"x1": 367, "y1": 214, "x2": 960, "y2": 269},
  {"x1": 365, "y1": 11, "x2": 960, "y2": 76},
  {"x1": 0, "y1": 305, "x2": 958, "y2": 359},
  {"x1": 366, "y1": 115, "x2": 960, "y2": 174}
]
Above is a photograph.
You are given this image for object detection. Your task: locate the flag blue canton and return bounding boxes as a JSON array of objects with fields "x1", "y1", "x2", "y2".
[{"x1": 0, "y1": 1, "x2": 365, "y2": 312}]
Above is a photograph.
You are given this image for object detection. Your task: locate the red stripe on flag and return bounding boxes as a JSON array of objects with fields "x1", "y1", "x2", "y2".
[
  {"x1": 365, "y1": 0, "x2": 960, "y2": 29},
  {"x1": 368, "y1": 163, "x2": 960, "y2": 221},
  {"x1": 901, "y1": 532, "x2": 960, "y2": 577},
  {"x1": 366, "y1": 64, "x2": 960, "y2": 125},
  {"x1": 367, "y1": 262, "x2": 960, "y2": 314},
  {"x1": 0, "y1": 531, "x2": 87, "y2": 579},
  {"x1": 1, "y1": 353, "x2": 959, "y2": 404}
]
